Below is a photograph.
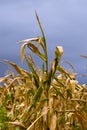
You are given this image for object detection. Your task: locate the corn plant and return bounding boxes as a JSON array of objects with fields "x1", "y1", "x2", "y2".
[{"x1": 0, "y1": 12, "x2": 87, "y2": 130}]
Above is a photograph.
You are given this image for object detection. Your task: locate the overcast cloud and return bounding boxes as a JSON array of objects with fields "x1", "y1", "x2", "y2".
[{"x1": 0, "y1": 0, "x2": 87, "y2": 83}]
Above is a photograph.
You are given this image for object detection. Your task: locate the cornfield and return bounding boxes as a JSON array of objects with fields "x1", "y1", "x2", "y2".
[{"x1": 0, "y1": 12, "x2": 87, "y2": 130}]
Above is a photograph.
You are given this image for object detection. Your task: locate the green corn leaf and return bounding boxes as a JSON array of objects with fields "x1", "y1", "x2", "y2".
[
  {"x1": 46, "y1": 71, "x2": 52, "y2": 91},
  {"x1": 25, "y1": 56, "x2": 39, "y2": 88},
  {"x1": 46, "y1": 57, "x2": 58, "y2": 91},
  {"x1": 35, "y1": 11, "x2": 48, "y2": 71},
  {"x1": 54, "y1": 76, "x2": 66, "y2": 88},
  {"x1": 73, "y1": 124, "x2": 81, "y2": 130},
  {"x1": 27, "y1": 89, "x2": 35, "y2": 99},
  {"x1": 53, "y1": 86, "x2": 65, "y2": 99},
  {"x1": 2, "y1": 93, "x2": 11, "y2": 107},
  {"x1": 33, "y1": 75, "x2": 39, "y2": 89},
  {"x1": 67, "y1": 89, "x2": 72, "y2": 98},
  {"x1": 33, "y1": 86, "x2": 43, "y2": 101},
  {"x1": 57, "y1": 65, "x2": 70, "y2": 77},
  {"x1": 28, "y1": 86, "x2": 43, "y2": 112},
  {"x1": 14, "y1": 128, "x2": 20, "y2": 130},
  {"x1": 35, "y1": 11, "x2": 45, "y2": 41},
  {"x1": 41, "y1": 62, "x2": 45, "y2": 78},
  {"x1": 58, "y1": 114, "x2": 65, "y2": 125},
  {"x1": 51, "y1": 58, "x2": 58, "y2": 76}
]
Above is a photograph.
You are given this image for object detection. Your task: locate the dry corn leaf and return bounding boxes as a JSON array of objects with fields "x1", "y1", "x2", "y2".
[
  {"x1": 9, "y1": 121, "x2": 26, "y2": 129},
  {"x1": 50, "y1": 113, "x2": 57, "y2": 130},
  {"x1": 17, "y1": 37, "x2": 39, "y2": 44},
  {"x1": 27, "y1": 107, "x2": 48, "y2": 130},
  {"x1": 27, "y1": 42, "x2": 46, "y2": 61},
  {"x1": 20, "y1": 42, "x2": 28, "y2": 61},
  {"x1": 8, "y1": 61, "x2": 29, "y2": 76},
  {"x1": 7, "y1": 76, "x2": 25, "y2": 87}
]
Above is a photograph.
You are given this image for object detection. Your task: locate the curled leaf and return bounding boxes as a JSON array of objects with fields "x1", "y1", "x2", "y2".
[
  {"x1": 20, "y1": 43, "x2": 28, "y2": 61},
  {"x1": 55, "y1": 46, "x2": 63, "y2": 60},
  {"x1": 27, "y1": 43, "x2": 46, "y2": 61},
  {"x1": 17, "y1": 37, "x2": 39, "y2": 44}
]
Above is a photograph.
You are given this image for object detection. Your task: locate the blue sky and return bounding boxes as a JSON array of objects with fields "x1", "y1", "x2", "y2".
[{"x1": 0, "y1": 0, "x2": 87, "y2": 82}]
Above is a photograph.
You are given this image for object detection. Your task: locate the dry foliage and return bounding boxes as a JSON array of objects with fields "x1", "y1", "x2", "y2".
[{"x1": 0, "y1": 12, "x2": 87, "y2": 130}]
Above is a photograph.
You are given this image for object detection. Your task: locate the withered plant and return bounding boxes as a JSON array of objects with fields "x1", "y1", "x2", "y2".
[{"x1": 0, "y1": 12, "x2": 87, "y2": 130}]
